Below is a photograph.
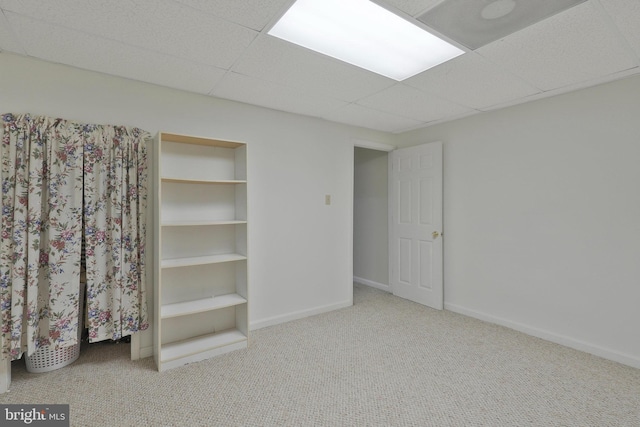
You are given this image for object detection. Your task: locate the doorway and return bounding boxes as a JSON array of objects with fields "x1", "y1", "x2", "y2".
[
  {"x1": 353, "y1": 146, "x2": 390, "y2": 292},
  {"x1": 353, "y1": 142, "x2": 444, "y2": 310}
]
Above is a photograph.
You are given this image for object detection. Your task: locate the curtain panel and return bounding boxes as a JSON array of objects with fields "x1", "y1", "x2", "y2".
[
  {"x1": 83, "y1": 125, "x2": 149, "y2": 343},
  {"x1": 0, "y1": 113, "x2": 150, "y2": 360},
  {"x1": 0, "y1": 115, "x2": 83, "y2": 359}
]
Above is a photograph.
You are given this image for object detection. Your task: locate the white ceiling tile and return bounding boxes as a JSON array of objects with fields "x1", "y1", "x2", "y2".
[
  {"x1": 477, "y1": 1, "x2": 637, "y2": 91},
  {"x1": 323, "y1": 104, "x2": 424, "y2": 133},
  {"x1": 599, "y1": 0, "x2": 640, "y2": 59},
  {"x1": 380, "y1": 0, "x2": 443, "y2": 16},
  {"x1": 232, "y1": 36, "x2": 395, "y2": 103},
  {"x1": 405, "y1": 52, "x2": 541, "y2": 109},
  {"x1": 174, "y1": 0, "x2": 292, "y2": 31},
  {"x1": 2, "y1": 0, "x2": 639, "y2": 133},
  {"x1": 0, "y1": 1, "x2": 19, "y2": 10},
  {"x1": 0, "y1": 0, "x2": 257, "y2": 69},
  {"x1": 0, "y1": 1, "x2": 146, "y2": 38},
  {"x1": 212, "y1": 72, "x2": 348, "y2": 118},
  {"x1": 5, "y1": 12, "x2": 226, "y2": 95},
  {"x1": 357, "y1": 83, "x2": 473, "y2": 122},
  {"x1": 0, "y1": 9, "x2": 24, "y2": 54}
]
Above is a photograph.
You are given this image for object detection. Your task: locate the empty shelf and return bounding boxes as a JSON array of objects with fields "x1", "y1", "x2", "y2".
[
  {"x1": 160, "y1": 329, "x2": 247, "y2": 363},
  {"x1": 161, "y1": 294, "x2": 247, "y2": 319},
  {"x1": 161, "y1": 254, "x2": 247, "y2": 269},
  {"x1": 162, "y1": 220, "x2": 247, "y2": 227},
  {"x1": 161, "y1": 177, "x2": 246, "y2": 185}
]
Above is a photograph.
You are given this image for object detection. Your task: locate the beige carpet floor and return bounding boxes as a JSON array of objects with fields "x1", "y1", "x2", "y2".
[{"x1": 1, "y1": 284, "x2": 639, "y2": 426}]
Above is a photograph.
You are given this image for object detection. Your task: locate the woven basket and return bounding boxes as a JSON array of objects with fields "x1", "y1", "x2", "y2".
[{"x1": 25, "y1": 282, "x2": 85, "y2": 373}]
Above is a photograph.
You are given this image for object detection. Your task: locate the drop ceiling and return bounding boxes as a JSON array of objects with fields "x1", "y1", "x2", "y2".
[{"x1": 0, "y1": 0, "x2": 639, "y2": 133}]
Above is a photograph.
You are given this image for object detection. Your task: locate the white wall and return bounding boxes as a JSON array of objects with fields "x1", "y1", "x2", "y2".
[
  {"x1": 0, "y1": 53, "x2": 395, "y2": 354},
  {"x1": 3, "y1": 52, "x2": 639, "y2": 370},
  {"x1": 353, "y1": 147, "x2": 388, "y2": 289},
  {"x1": 397, "y1": 74, "x2": 640, "y2": 368}
]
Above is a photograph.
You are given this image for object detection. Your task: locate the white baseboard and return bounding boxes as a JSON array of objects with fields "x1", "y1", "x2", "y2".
[
  {"x1": 138, "y1": 346, "x2": 153, "y2": 359},
  {"x1": 130, "y1": 332, "x2": 153, "y2": 360},
  {"x1": 0, "y1": 358, "x2": 10, "y2": 394},
  {"x1": 445, "y1": 302, "x2": 640, "y2": 370},
  {"x1": 353, "y1": 276, "x2": 390, "y2": 292},
  {"x1": 250, "y1": 299, "x2": 352, "y2": 331}
]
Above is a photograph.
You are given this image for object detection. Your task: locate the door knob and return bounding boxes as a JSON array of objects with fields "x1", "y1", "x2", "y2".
[{"x1": 432, "y1": 231, "x2": 440, "y2": 239}]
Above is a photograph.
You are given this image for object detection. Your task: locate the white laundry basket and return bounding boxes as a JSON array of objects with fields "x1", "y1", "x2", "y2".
[{"x1": 25, "y1": 281, "x2": 85, "y2": 373}]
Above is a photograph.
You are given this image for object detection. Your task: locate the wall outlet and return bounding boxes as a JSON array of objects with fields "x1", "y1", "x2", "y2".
[{"x1": 325, "y1": 194, "x2": 331, "y2": 205}]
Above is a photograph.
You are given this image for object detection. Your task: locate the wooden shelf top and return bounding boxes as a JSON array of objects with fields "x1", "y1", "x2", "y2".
[
  {"x1": 161, "y1": 294, "x2": 247, "y2": 319},
  {"x1": 161, "y1": 253, "x2": 247, "y2": 269},
  {"x1": 160, "y1": 132, "x2": 245, "y2": 148},
  {"x1": 161, "y1": 220, "x2": 247, "y2": 227},
  {"x1": 161, "y1": 177, "x2": 246, "y2": 185},
  {"x1": 160, "y1": 329, "x2": 247, "y2": 363}
]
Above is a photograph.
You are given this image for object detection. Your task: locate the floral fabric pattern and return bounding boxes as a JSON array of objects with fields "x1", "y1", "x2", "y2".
[
  {"x1": 1, "y1": 114, "x2": 83, "y2": 359},
  {"x1": 83, "y1": 125, "x2": 149, "y2": 342},
  {"x1": 0, "y1": 113, "x2": 150, "y2": 359}
]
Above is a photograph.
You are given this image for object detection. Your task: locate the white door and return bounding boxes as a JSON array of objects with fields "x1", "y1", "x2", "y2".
[{"x1": 389, "y1": 142, "x2": 443, "y2": 309}]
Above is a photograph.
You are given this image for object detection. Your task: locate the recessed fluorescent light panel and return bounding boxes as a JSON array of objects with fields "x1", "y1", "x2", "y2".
[{"x1": 268, "y1": 0, "x2": 465, "y2": 81}]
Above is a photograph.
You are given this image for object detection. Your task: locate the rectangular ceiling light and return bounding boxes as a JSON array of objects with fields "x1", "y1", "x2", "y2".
[{"x1": 268, "y1": 0, "x2": 465, "y2": 81}]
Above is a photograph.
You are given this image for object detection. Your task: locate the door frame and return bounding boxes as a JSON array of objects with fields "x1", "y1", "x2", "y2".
[
  {"x1": 351, "y1": 139, "x2": 395, "y2": 299},
  {"x1": 351, "y1": 139, "x2": 443, "y2": 309}
]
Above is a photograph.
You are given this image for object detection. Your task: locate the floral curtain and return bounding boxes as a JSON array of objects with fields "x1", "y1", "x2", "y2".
[
  {"x1": 1, "y1": 114, "x2": 84, "y2": 359},
  {"x1": 0, "y1": 113, "x2": 150, "y2": 360},
  {"x1": 83, "y1": 125, "x2": 149, "y2": 342}
]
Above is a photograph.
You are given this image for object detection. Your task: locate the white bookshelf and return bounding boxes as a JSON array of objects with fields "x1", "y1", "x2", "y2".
[
  {"x1": 162, "y1": 220, "x2": 247, "y2": 227},
  {"x1": 161, "y1": 293, "x2": 247, "y2": 319},
  {"x1": 153, "y1": 132, "x2": 248, "y2": 372},
  {"x1": 160, "y1": 330, "x2": 247, "y2": 370},
  {"x1": 160, "y1": 254, "x2": 247, "y2": 269},
  {"x1": 161, "y1": 177, "x2": 246, "y2": 185}
]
